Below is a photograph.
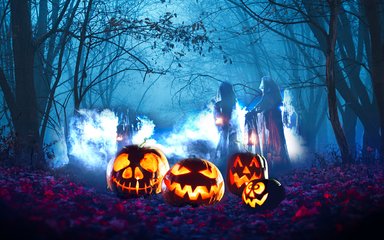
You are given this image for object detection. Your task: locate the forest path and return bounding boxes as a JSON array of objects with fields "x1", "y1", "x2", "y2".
[{"x1": 0, "y1": 163, "x2": 383, "y2": 239}]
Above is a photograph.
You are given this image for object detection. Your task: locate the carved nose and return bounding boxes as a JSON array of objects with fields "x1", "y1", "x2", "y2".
[
  {"x1": 122, "y1": 167, "x2": 132, "y2": 179},
  {"x1": 242, "y1": 166, "x2": 250, "y2": 174},
  {"x1": 134, "y1": 167, "x2": 143, "y2": 180}
]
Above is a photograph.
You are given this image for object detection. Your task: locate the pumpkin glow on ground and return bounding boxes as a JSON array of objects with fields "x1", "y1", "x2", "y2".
[{"x1": 1, "y1": 163, "x2": 384, "y2": 239}]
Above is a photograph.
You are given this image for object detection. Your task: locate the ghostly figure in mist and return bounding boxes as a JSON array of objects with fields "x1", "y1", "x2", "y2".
[
  {"x1": 115, "y1": 108, "x2": 141, "y2": 151},
  {"x1": 115, "y1": 108, "x2": 130, "y2": 151},
  {"x1": 213, "y1": 82, "x2": 240, "y2": 173},
  {"x1": 246, "y1": 76, "x2": 290, "y2": 172}
]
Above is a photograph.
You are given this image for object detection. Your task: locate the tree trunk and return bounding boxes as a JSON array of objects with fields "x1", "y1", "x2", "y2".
[
  {"x1": 34, "y1": 0, "x2": 48, "y2": 123},
  {"x1": 336, "y1": 4, "x2": 379, "y2": 159},
  {"x1": 9, "y1": 0, "x2": 44, "y2": 168},
  {"x1": 341, "y1": 104, "x2": 357, "y2": 158},
  {"x1": 326, "y1": 0, "x2": 351, "y2": 164},
  {"x1": 363, "y1": 0, "x2": 384, "y2": 161},
  {"x1": 73, "y1": 0, "x2": 93, "y2": 111}
]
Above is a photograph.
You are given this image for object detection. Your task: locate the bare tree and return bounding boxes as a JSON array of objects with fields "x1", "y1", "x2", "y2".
[
  {"x1": 361, "y1": 0, "x2": 384, "y2": 161},
  {"x1": 325, "y1": 0, "x2": 351, "y2": 163},
  {"x1": 226, "y1": 0, "x2": 384, "y2": 163}
]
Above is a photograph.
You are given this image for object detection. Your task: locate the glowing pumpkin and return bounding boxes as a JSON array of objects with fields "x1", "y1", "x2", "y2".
[
  {"x1": 227, "y1": 152, "x2": 269, "y2": 196},
  {"x1": 162, "y1": 158, "x2": 225, "y2": 206},
  {"x1": 242, "y1": 178, "x2": 285, "y2": 210},
  {"x1": 107, "y1": 145, "x2": 169, "y2": 198}
]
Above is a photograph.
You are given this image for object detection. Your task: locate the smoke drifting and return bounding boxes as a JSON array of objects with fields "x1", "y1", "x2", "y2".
[
  {"x1": 68, "y1": 109, "x2": 118, "y2": 169},
  {"x1": 284, "y1": 127, "x2": 307, "y2": 162},
  {"x1": 66, "y1": 97, "x2": 306, "y2": 170},
  {"x1": 156, "y1": 106, "x2": 220, "y2": 161},
  {"x1": 67, "y1": 106, "x2": 223, "y2": 169},
  {"x1": 131, "y1": 116, "x2": 156, "y2": 145},
  {"x1": 282, "y1": 90, "x2": 307, "y2": 162}
]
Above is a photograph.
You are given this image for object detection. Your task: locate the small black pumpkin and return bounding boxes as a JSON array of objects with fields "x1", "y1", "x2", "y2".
[{"x1": 242, "y1": 178, "x2": 285, "y2": 210}]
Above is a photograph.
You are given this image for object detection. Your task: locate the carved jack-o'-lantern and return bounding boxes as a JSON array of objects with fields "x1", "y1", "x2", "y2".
[
  {"x1": 242, "y1": 178, "x2": 285, "y2": 210},
  {"x1": 162, "y1": 158, "x2": 225, "y2": 206},
  {"x1": 107, "y1": 145, "x2": 170, "y2": 198},
  {"x1": 227, "y1": 152, "x2": 269, "y2": 196}
]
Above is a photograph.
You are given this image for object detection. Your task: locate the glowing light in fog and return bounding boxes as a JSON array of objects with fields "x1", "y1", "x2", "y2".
[
  {"x1": 116, "y1": 135, "x2": 124, "y2": 141},
  {"x1": 248, "y1": 130, "x2": 258, "y2": 146},
  {"x1": 215, "y1": 117, "x2": 223, "y2": 125}
]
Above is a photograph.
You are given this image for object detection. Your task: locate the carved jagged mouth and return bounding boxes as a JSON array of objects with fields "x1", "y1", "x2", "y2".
[
  {"x1": 242, "y1": 193, "x2": 269, "y2": 208},
  {"x1": 229, "y1": 170, "x2": 262, "y2": 188},
  {"x1": 164, "y1": 178, "x2": 224, "y2": 202},
  {"x1": 112, "y1": 176, "x2": 158, "y2": 194}
]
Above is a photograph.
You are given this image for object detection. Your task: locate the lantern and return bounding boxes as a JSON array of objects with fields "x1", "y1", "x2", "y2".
[
  {"x1": 162, "y1": 158, "x2": 225, "y2": 206},
  {"x1": 226, "y1": 152, "x2": 268, "y2": 196},
  {"x1": 108, "y1": 145, "x2": 170, "y2": 198},
  {"x1": 242, "y1": 178, "x2": 285, "y2": 210}
]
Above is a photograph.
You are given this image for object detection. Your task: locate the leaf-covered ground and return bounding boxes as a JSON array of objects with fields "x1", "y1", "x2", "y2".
[{"x1": 1, "y1": 163, "x2": 384, "y2": 240}]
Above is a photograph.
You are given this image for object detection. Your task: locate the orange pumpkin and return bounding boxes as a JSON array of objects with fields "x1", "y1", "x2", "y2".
[
  {"x1": 227, "y1": 152, "x2": 268, "y2": 196},
  {"x1": 242, "y1": 178, "x2": 285, "y2": 210},
  {"x1": 107, "y1": 145, "x2": 169, "y2": 198},
  {"x1": 162, "y1": 158, "x2": 225, "y2": 206}
]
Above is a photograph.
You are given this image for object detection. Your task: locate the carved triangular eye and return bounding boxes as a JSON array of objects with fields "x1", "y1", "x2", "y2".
[
  {"x1": 140, "y1": 153, "x2": 158, "y2": 172},
  {"x1": 233, "y1": 156, "x2": 243, "y2": 168},
  {"x1": 199, "y1": 166, "x2": 218, "y2": 179},
  {"x1": 250, "y1": 157, "x2": 260, "y2": 168},
  {"x1": 171, "y1": 164, "x2": 191, "y2": 175},
  {"x1": 114, "y1": 153, "x2": 130, "y2": 172}
]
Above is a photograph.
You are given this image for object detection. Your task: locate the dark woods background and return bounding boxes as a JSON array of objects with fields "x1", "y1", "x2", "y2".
[
  {"x1": 1, "y1": 1, "x2": 384, "y2": 239},
  {"x1": 0, "y1": 0, "x2": 383, "y2": 169}
]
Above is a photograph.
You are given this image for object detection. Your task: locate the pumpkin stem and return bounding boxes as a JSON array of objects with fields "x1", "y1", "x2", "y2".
[
  {"x1": 139, "y1": 138, "x2": 148, "y2": 148},
  {"x1": 139, "y1": 138, "x2": 149, "y2": 147}
]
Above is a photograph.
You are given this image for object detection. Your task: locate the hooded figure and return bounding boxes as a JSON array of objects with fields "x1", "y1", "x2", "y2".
[
  {"x1": 115, "y1": 108, "x2": 130, "y2": 151},
  {"x1": 213, "y1": 82, "x2": 240, "y2": 174},
  {"x1": 247, "y1": 76, "x2": 290, "y2": 173}
]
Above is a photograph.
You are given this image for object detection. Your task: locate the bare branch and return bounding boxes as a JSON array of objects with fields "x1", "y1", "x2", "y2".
[{"x1": 33, "y1": 0, "x2": 72, "y2": 49}]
